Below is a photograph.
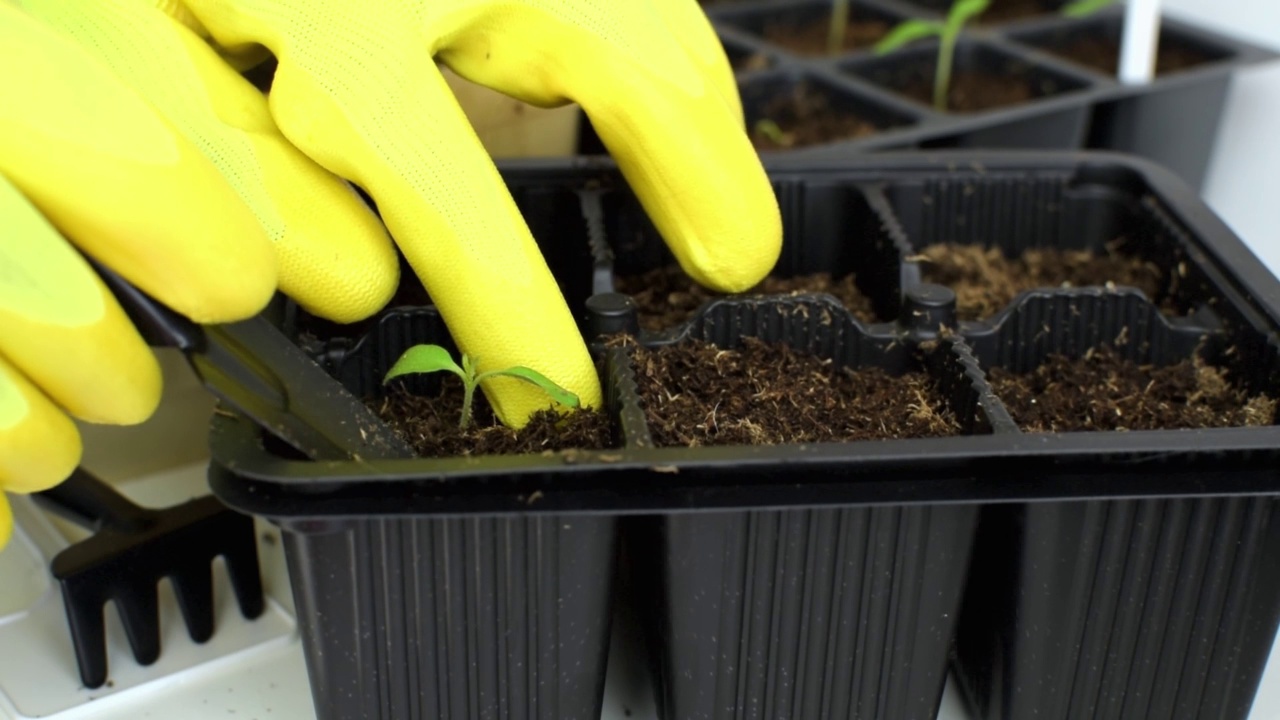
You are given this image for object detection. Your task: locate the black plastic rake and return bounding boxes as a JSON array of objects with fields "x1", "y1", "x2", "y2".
[
  {"x1": 33, "y1": 468, "x2": 264, "y2": 688},
  {"x1": 29, "y1": 264, "x2": 415, "y2": 688}
]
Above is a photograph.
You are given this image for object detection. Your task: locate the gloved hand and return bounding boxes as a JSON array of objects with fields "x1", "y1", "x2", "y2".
[
  {"x1": 0, "y1": 0, "x2": 781, "y2": 548},
  {"x1": 162, "y1": 0, "x2": 783, "y2": 420},
  {"x1": 0, "y1": 1, "x2": 400, "y2": 547}
]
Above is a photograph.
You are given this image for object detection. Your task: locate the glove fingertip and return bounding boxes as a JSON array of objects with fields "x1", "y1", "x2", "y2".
[
  {"x1": 284, "y1": 269, "x2": 399, "y2": 325},
  {"x1": 0, "y1": 361, "x2": 84, "y2": 495}
]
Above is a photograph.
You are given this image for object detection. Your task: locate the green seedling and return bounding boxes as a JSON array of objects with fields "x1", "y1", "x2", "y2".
[
  {"x1": 753, "y1": 118, "x2": 793, "y2": 147},
  {"x1": 383, "y1": 344, "x2": 579, "y2": 430},
  {"x1": 828, "y1": 0, "x2": 852, "y2": 55},
  {"x1": 1061, "y1": 0, "x2": 1114, "y2": 18},
  {"x1": 874, "y1": 0, "x2": 991, "y2": 112}
]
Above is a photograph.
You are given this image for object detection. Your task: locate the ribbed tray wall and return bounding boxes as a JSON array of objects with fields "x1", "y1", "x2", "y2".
[
  {"x1": 656, "y1": 504, "x2": 978, "y2": 720},
  {"x1": 283, "y1": 515, "x2": 617, "y2": 720},
  {"x1": 628, "y1": 298, "x2": 992, "y2": 720},
  {"x1": 957, "y1": 497, "x2": 1280, "y2": 720}
]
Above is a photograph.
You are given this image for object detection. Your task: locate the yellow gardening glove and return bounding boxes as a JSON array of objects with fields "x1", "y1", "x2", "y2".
[
  {"x1": 0, "y1": 2, "x2": 400, "y2": 548},
  {"x1": 169, "y1": 0, "x2": 783, "y2": 426}
]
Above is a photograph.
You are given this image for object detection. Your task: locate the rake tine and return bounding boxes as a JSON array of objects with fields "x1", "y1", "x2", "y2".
[
  {"x1": 34, "y1": 468, "x2": 266, "y2": 688},
  {"x1": 57, "y1": 579, "x2": 109, "y2": 689},
  {"x1": 115, "y1": 583, "x2": 162, "y2": 666},
  {"x1": 170, "y1": 561, "x2": 216, "y2": 644},
  {"x1": 221, "y1": 512, "x2": 266, "y2": 620}
]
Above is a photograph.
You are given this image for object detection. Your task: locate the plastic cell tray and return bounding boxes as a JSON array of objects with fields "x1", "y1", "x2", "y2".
[{"x1": 209, "y1": 152, "x2": 1280, "y2": 720}]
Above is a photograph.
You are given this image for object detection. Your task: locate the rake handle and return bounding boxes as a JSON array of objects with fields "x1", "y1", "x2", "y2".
[{"x1": 34, "y1": 468, "x2": 153, "y2": 534}]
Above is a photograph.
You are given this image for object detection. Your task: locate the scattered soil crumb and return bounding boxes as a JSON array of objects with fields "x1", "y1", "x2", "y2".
[
  {"x1": 989, "y1": 346, "x2": 1275, "y2": 432},
  {"x1": 631, "y1": 337, "x2": 960, "y2": 447}
]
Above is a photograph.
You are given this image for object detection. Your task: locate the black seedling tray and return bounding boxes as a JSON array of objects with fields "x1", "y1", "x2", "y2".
[
  {"x1": 579, "y1": 0, "x2": 1277, "y2": 190},
  {"x1": 208, "y1": 152, "x2": 1280, "y2": 720}
]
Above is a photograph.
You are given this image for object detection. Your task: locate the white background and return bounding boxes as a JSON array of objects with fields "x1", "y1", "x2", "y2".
[{"x1": 1160, "y1": 0, "x2": 1280, "y2": 271}]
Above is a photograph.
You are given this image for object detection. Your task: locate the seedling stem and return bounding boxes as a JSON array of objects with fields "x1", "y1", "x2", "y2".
[
  {"x1": 383, "y1": 344, "x2": 579, "y2": 429},
  {"x1": 874, "y1": 0, "x2": 990, "y2": 111},
  {"x1": 1061, "y1": 0, "x2": 1114, "y2": 17},
  {"x1": 829, "y1": 0, "x2": 852, "y2": 55}
]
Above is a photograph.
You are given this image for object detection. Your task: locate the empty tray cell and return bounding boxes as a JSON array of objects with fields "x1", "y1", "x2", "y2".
[
  {"x1": 609, "y1": 180, "x2": 907, "y2": 332},
  {"x1": 1012, "y1": 14, "x2": 1235, "y2": 77},
  {"x1": 845, "y1": 40, "x2": 1090, "y2": 113},
  {"x1": 620, "y1": 297, "x2": 1000, "y2": 447},
  {"x1": 743, "y1": 72, "x2": 917, "y2": 150},
  {"x1": 719, "y1": 0, "x2": 903, "y2": 56},
  {"x1": 954, "y1": 287, "x2": 1280, "y2": 720},
  {"x1": 883, "y1": 164, "x2": 1219, "y2": 321},
  {"x1": 646, "y1": 502, "x2": 978, "y2": 720},
  {"x1": 615, "y1": 297, "x2": 987, "y2": 718},
  {"x1": 961, "y1": 280, "x2": 1278, "y2": 432},
  {"x1": 956, "y1": 495, "x2": 1280, "y2": 720},
  {"x1": 988, "y1": 339, "x2": 1275, "y2": 433},
  {"x1": 280, "y1": 513, "x2": 618, "y2": 720}
]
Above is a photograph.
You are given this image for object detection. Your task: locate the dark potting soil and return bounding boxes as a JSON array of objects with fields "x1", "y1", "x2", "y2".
[
  {"x1": 989, "y1": 346, "x2": 1276, "y2": 432},
  {"x1": 615, "y1": 264, "x2": 881, "y2": 331},
  {"x1": 374, "y1": 378, "x2": 612, "y2": 457},
  {"x1": 731, "y1": 50, "x2": 771, "y2": 73},
  {"x1": 750, "y1": 83, "x2": 880, "y2": 150},
  {"x1": 917, "y1": 243, "x2": 1170, "y2": 320},
  {"x1": 759, "y1": 15, "x2": 891, "y2": 56},
  {"x1": 1043, "y1": 35, "x2": 1216, "y2": 76},
  {"x1": 630, "y1": 337, "x2": 960, "y2": 447},
  {"x1": 900, "y1": 71, "x2": 1035, "y2": 112}
]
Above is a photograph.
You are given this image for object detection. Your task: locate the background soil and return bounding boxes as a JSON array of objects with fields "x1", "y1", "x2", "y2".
[
  {"x1": 900, "y1": 71, "x2": 1035, "y2": 111},
  {"x1": 750, "y1": 83, "x2": 881, "y2": 150},
  {"x1": 759, "y1": 15, "x2": 890, "y2": 56},
  {"x1": 1047, "y1": 35, "x2": 1213, "y2": 76},
  {"x1": 616, "y1": 265, "x2": 881, "y2": 331},
  {"x1": 918, "y1": 243, "x2": 1169, "y2": 320}
]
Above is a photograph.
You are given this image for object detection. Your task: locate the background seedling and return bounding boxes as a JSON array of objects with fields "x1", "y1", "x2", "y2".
[
  {"x1": 383, "y1": 344, "x2": 579, "y2": 429},
  {"x1": 874, "y1": 0, "x2": 991, "y2": 111},
  {"x1": 829, "y1": 0, "x2": 852, "y2": 55},
  {"x1": 1061, "y1": 0, "x2": 1115, "y2": 17}
]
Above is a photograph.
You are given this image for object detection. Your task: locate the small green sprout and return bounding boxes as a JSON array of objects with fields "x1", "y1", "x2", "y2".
[
  {"x1": 1061, "y1": 0, "x2": 1114, "y2": 18},
  {"x1": 874, "y1": 0, "x2": 991, "y2": 112},
  {"x1": 829, "y1": 0, "x2": 852, "y2": 56},
  {"x1": 382, "y1": 344, "x2": 579, "y2": 430},
  {"x1": 753, "y1": 118, "x2": 793, "y2": 147}
]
